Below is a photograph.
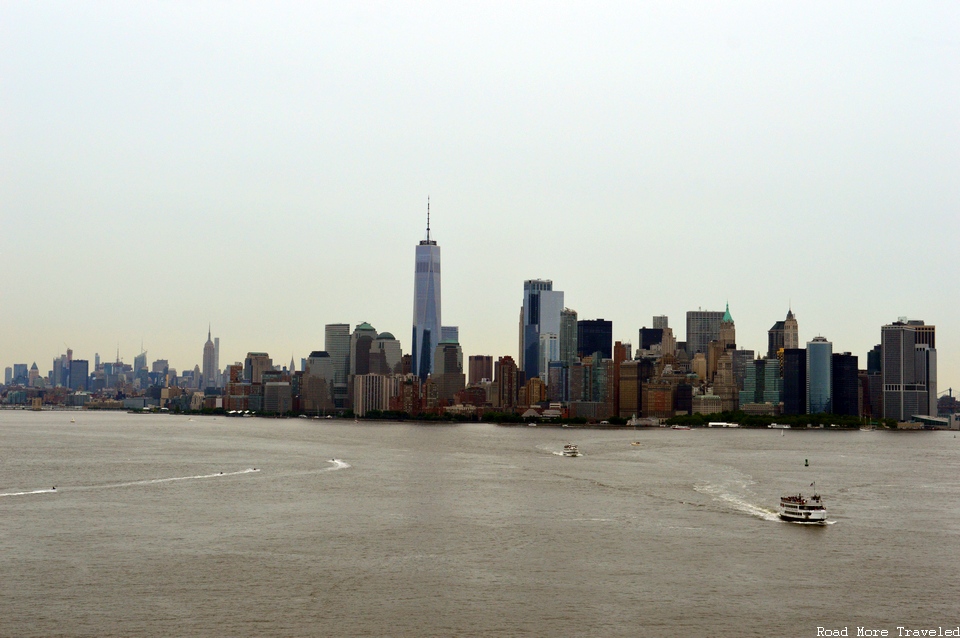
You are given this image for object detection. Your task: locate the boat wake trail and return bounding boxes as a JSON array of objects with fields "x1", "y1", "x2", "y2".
[
  {"x1": 695, "y1": 483, "x2": 780, "y2": 522},
  {"x1": 92, "y1": 468, "x2": 261, "y2": 490},
  {"x1": 327, "y1": 459, "x2": 350, "y2": 470},
  {"x1": 0, "y1": 488, "x2": 57, "y2": 498}
]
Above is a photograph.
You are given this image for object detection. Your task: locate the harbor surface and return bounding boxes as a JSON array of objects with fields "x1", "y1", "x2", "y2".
[{"x1": 2, "y1": 411, "x2": 958, "y2": 637}]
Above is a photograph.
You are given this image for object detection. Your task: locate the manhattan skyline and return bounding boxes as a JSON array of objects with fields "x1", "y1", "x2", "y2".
[{"x1": 1, "y1": 3, "x2": 957, "y2": 392}]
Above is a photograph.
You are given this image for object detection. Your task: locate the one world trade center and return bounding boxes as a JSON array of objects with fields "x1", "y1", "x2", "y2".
[{"x1": 412, "y1": 199, "x2": 441, "y2": 380}]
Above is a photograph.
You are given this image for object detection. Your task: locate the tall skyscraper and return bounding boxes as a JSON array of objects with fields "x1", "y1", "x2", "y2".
[
  {"x1": 214, "y1": 337, "x2": 220, "y2": 387},
  {"x1": 882, "y1": 320, "x2": 936, "y2": 419},
  {"x1": 685, "y1": 309, "x2": 724, "y2": 357},
  {"x1": 559, "y1": 308, "x2": 578, "y2": 366},
  {"x1": 468, "y1": 355, "x2": 493, "y2": 385},
  {"x1": 412, "y1": 200, "x2": 442, "y2": 380},
  {"x1": 782, "y1": 348, "x2": 807, "y2": 415},
  {"x1": 202, "y1": 326, "x2": 216, "y2": 390},
  {"x1": 350, "y1": 322, "x2": 379, "y2": 376},
  {"x1": 325, "y1": 323, "x2": 351, "y2": 409},
  {"x1": 69, "y1": 359, "x2": 89, "y2": 391},
  {"x1": 577, "y1": 319, "x2": 612, "y2": 359},
  {"x1": 806, "y1": 337, "x2": 833, "y2": 414},
  {"x1": 831, "y1": 352, "x2": 859, "y2": 416},
  {"x1": 520, "y1": 279, "x2": 563, "y2": 380}
]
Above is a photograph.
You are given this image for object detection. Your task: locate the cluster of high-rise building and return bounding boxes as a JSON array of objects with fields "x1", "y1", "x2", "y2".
[{"x1": 0, "y1": 212, "x2": 949, "y2": 422}]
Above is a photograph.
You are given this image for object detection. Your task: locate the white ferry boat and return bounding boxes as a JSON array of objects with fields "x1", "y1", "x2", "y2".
[
  {"x1": 562, "y1": 444, "x2": 581, "y2": 457},
  {"x1": 779, "y1": 490, "x2": 827, "y2": 524}
]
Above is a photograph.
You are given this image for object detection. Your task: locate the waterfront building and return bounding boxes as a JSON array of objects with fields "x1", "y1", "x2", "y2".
[
  {"x1": 434, "y1": 341, "x2": 465, "y2": 403},
  {"x1": 806, "y1": 337, "x2": 833, "y2": 414},
  {"x1": 325, "y1": 323, "x2": 350, "y2": 409},
  {"x1": 547, "y1": 361, "x2": 568, "y2": 402},
  {"x1": 520, "y1": 280, "x2": 564, "y2": 379},
  {"x1": 412, "y1": 201, "x2": 442, "y2": 380},
  {"x1": 13, "y1": 363, "x2": 28, "y2": 385},
  {"x1": 302, "y1": 351, "x2": 335, "y2": 414},
  {"x1": 263, "y1": 382, "x2": 292, "y2": 415},
  {"x1": 831, "y1": 352, "x2": 860, "y2": 416},
  {"x1": 353, "y1": 373, "x2": 389, "y2": 417},
  {"x1": 782, "y1": 348, "x2": 807, "y2": 415},
  {"x1": 468, "y1": 355, "x2": 493, "y2": 386},
  {"x1": 202, "y1": 326, "x2": 216, "y2": 390},
  {"x1": 739, "y1": 357, "x2": 782, "y2": 406},
  {"x1": 559, "y1": 308, "x2": 578, "y2": 366},
  {"x1": 685, "y1": 309, "x2": 724, "y2": 358},
  {"x1": 731, "y1": 349, "x2": 755, "y2": 391},
  {"x1": 618, "y1": 360, "x2": 641, "y2": 418},
  {"x1": 496, "y1": 356, "x2": 518, "y2": 409},
  {"x1": 577, "y1": 319, "x2": 612, "y2": 360},
  {"x1": 3, "y1": 367, "x2": 11, "y2": 385},
  {"x1": 244, "y1": 352, "x2": 273, "y2": 384},
  {"x1": 882, "y1": 320, "x2": 936, "y2": 420}
]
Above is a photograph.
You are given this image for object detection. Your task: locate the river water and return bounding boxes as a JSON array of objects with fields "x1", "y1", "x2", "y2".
[{"x1": 2, "y1": 411, "x2": 958, "y2": 637}]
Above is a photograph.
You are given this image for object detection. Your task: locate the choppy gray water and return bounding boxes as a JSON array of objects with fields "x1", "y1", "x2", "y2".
[{"x1": 2, "y1": 411, "x2": 959, "y2": 637}]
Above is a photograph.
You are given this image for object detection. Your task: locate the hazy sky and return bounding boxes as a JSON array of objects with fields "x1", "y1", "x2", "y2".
[{"x1": 2, "y1": 2, "x2": 957, "y2": 394}]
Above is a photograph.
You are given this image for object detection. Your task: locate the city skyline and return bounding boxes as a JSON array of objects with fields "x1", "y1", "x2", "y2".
[{"x1": 2, "y1": 3, "x2": 957, "y2": 392}]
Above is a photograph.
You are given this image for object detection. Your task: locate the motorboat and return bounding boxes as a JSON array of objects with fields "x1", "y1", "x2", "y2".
[{"x1": 562, "y1": 444, "x2": 580, "y2": 457}]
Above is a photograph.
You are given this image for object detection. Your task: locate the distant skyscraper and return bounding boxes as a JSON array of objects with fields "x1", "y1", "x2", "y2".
[
  {"x1": 806, "y1": 337, "x2": 833, "y2": 414},
  {"x1": 881, "y1": 320, "x2": 936, "y2": 419},
  {"x1": 782, "y1": 348, "x2": 807, "y2": 415},
  {"x1": 831, "y1": 352, "x2": 859, "y2": 416},
  {"x1": 784, "y1": 308, "x2": 799, "y2": 350},
  {"x1": 325, "y1": 323, "x2": 351, "y2": 409},
  {"x1": 718, "y1": 303, "x2": 735, "y2": 350},
  {"x1": 685, "y1": 309, "x2": 724, "y2": 357},
  {"x1": 577, "y1": 319, "x2": 612, "y2": 359},
  {"x1": 468, "y1": 355, "x2": 493, "y2": 385},
  {"x1": 520, "y1": 280, "x2": 564, "y2": 380},
  {"x1": 559, "y1": 308, "x2": 578, "y2": 366},
  {"x1": 412, "y1": 200, "x2": 442, "y2": 380},
  {"x1": 69, "y1": 359, "x2": 89, "y2": 391},
  {"x1": 441, "y1": 326, "x2": 459, "y2": 344},
  {"x1": 214, "y1": 337, "x2": 220, "y2": 387},
  {"x1": 350, "y1": 322, "x2": 379, "y2": 376},
  {"x1": 3, "y1": 367, "x2": 11, "y2": 385},
  {"x1": 653, "y1": 315, "x2": 669, "y2": 330},
  {"x1": 202, "y1": 326, "x2": 216, "y2": 390}
]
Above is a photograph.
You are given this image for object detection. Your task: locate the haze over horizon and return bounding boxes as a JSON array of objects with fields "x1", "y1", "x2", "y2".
[{"x1": 2, "y1": 3, "x2": 957, "y2": 393}]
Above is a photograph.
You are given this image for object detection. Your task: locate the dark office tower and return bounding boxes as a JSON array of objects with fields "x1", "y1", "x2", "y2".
[
  {"x1": 412, "y1": 200, "x2": 442, "y2": 381},
  {"x1": 496, "y1": 356, "x2": 518, "y2": 408},
  {"x1": 559, "y1": 308, "x2": 578, "y2": 366},
  {"x1": 882, "y1": 320, "x2": 935, "y2": 420},
  {"x1": 639, "y1": 327, "x2": 663, "y2": 351},
  {"x1": 768, "y1": 321, "x2": 785, "y2": 358},
  {"x1": 468, "y1": 355, "x2": 493, "y2": 386},
  {"x1": 831, "y1": 352, "x2": 859, "y2": 416},
  {"x1": 69, "y1": 359, "x2": 89, "y2": 391},
  {"x1": 685, "y1": 309, "x2": 724, "y2": 357},
  {"x1": 350, "y1": 322, "x2": 378, "y2": 376},
  {"x1": 520, "y1": 279, "x2": 563, "y2": 380},
  {"x1": 867, "y1": 344, "x2": 882, "y2": 374},
  {"x1": 782, "y1": 348, "x2": 807, "y2": 415},
  {"x1": 577, "y1": 319, "x2": 612, "y2": 359}
]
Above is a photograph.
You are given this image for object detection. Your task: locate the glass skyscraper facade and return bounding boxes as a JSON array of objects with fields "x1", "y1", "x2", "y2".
[
  {"x1": 685, "y1": 310, "x2": 724, "y2": 357},
  {"x1": 412, "y1": 205, "x2": 441, "y2": 381},
  {"x1": 521, "y1": 279, "x2": 563, "y2": 380},
  {"x1": 806, "y1": 337, "x2": 833, "y2": 414}
]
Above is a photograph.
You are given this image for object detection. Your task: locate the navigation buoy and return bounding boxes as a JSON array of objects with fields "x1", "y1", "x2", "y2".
[{"x1": 804, "y1": 459, "x2": 809, "y2": 467}]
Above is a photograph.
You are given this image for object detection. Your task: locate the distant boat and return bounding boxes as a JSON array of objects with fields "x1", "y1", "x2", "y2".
[
  {"x1": 671, "y1": 425, "x2": 691, "y2": 430},
  {"x1": 768, "y1": 423, "x2": 791, "y2": 429},
  {"x1": 562, "y1": 444, "x2": 581, "y2": 457},
  {"x1": 70, "y1": 417, "x2": 76, "y2": 423}
]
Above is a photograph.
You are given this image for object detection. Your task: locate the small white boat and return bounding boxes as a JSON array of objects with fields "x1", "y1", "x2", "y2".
[
  {"x1": 671, "y1": 425, "x2": 691, "y2": 430},
  {"x1": 779, "y1": 489, "x2": 828, "y2": 524},
  {"x1": 562, "y1": 444, "x2": 580, "y2": 457}
]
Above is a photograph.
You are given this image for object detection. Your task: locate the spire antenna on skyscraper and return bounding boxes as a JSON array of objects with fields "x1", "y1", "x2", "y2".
[{"x1": 426, "y1": 196, "x2": 431, "y2": 243}]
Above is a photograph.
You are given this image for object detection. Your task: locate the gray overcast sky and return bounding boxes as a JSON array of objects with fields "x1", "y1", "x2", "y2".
[{"x1": 2, "y1": 2, "x2": 958, "y2": 393}]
